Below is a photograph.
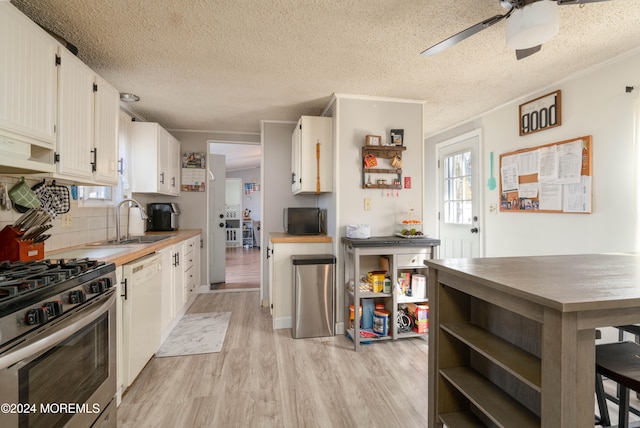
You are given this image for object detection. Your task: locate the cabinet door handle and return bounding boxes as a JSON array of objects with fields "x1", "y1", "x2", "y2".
[
  {"x1": 121, "y1": 278, "x2": 128, "y2": 300},
  {"x1": 160, "y1": 172, "x2": 165, "y2": 184},
  {"x1": 90, "y1": 148, "x2": 97, "y2": 172},
  {"x1": 117, "y1": 158, "x2": 124, "y2": 174},
  {"x1": 291, "y1": 172, "x2": 296, "y2": 185}
]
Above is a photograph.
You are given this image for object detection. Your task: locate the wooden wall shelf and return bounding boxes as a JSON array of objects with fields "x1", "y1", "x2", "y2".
[{"x1": 361, "y1": 145, "x2": 406, "y2": 189}]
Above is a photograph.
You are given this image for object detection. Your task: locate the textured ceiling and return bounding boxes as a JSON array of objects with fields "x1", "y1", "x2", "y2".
[{"x1": 9, "y1": 0, "x2": 640, "y2": 138}]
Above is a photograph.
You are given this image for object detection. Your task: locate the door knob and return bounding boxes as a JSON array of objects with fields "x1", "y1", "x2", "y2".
[{"x1": 470, "y1": 227, "x2": 479, "y2": 233}]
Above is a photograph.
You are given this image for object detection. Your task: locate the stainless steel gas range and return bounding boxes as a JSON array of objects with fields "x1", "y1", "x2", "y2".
[{"x1": 0, "y1": 258, "x2": 117, "y2": 428}]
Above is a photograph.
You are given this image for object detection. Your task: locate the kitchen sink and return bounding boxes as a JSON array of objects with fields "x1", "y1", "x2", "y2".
[{"x1": 86, "y1": 235, "x2": 174, "y2": 246}]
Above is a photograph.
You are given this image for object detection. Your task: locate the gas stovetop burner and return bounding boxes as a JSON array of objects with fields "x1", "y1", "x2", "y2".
[
  {"x1": 0, "y1": 258, "x2": 107, "y2": 303},
  {"x1": 0, "y1": 257, "x2": 116, "y2": 350}
]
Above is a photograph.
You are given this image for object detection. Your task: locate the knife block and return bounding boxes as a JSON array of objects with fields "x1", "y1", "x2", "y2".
[{"x1": 0, "y1": 225, "x2": 45, "y2": 262}]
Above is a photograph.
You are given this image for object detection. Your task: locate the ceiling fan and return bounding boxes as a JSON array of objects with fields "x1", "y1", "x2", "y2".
[{"x1": 420, "y1": 0, "x2": 610, "y2": 60}]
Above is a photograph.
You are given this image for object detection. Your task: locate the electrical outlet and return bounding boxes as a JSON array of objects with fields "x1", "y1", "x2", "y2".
[
  {"x1": 489, "y1": 203, "x2": 497, "y2": 214},
  {"x1": 61, "y1": 212, "x2": 72, "y2": 228},
  {"x1": 364, "y1": 198, "x2": 372, "y2": 211},
  {"x1": 404, "y1": 177, "x2": 411, "y2": 189}
]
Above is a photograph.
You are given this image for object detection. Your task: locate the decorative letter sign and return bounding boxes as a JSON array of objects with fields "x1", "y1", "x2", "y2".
[{"x1": 519, "y1": 90, "x2": 561, "y2": 136}]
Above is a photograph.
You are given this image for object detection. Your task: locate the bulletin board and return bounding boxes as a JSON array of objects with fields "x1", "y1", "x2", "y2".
[{"x1": 499, "y1": 135, "x2": 592, "y2": 213}]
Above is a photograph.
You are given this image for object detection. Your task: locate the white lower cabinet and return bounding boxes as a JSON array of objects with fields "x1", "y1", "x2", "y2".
[
  {"x1": 118, "y1": 234, "x2": 202, "y2": 398},
  {"x1": 172, "y1": 241, "x2": 185, "y2": 317},
  {"x1": 267, "y1": 235, "x2": 332, "y2": 329},
  {"x1": 158, "y1": 247, "x2": 175, "y2": 333},
  {"x1": 183, "y1": 235, "x2": 201, "y2": 304},
  {"x1": 157, "y1": 234, "x2": 201, "y2": 343}
]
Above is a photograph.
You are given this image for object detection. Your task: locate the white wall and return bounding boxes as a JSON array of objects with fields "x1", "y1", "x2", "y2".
[
  {"x1": 334, "y1": 96, "x2": 425, "y2": 239},
  {"x1": 425, "y1": 50, "x2": 640, "y2": 257}
]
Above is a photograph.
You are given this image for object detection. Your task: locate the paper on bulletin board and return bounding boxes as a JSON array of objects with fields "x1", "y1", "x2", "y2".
[
  {"x1": 181, "y1": 152, "x2": 206, "y2": 192},
  {"x1": 562, "y1": 176, "x2": 591, "y2": 213}
]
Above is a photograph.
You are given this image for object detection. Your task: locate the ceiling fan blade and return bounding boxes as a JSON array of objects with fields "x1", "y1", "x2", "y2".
[
  {"x1": 420, "y1": 13, "x2": 509, "y2": 57},
  {"x1": 556, "y1": 0, "x2": 610, "y2": 4},
  {"x1": 515, "y1": 45, "x2": 541, "y2": 60}
]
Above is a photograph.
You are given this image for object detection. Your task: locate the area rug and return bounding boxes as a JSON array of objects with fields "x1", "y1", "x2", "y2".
[{"x1": 156, "y1": 312, "x2": 231, "y2": 357}]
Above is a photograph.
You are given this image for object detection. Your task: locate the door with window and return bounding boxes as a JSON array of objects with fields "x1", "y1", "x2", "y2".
[{"x1": 437, "y1": 130, "x2": 482, "y2": 258}]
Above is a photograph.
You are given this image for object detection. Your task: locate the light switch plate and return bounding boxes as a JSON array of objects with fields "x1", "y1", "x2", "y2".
[
  {"x1": 364, "y1": 198, "x2": 372, "y2": 211},
  {"x1": 404, "y1": 177, "x2": 411, "y2": 189}
]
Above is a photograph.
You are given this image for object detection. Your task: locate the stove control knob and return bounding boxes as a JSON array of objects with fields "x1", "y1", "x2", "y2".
[
  {"x1": 89, "y1": 280, "x2": 106, "y2": 294},
  {"x1": 102, "y1": 277, "x2": 113, "y2": 289},
  {"x1": 25, "y1": 308, "x2": 49, "y2": 326},
  {"x1": 68, "y1": 290, "x2": 86, "y2": 304},
  {"x1": 44, "y1": 301, "x2": 63, "y2": 317}
]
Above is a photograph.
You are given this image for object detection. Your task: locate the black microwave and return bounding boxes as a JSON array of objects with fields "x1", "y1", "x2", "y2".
[{"x1": 284, "y1": 207, "x2": 326, "y2": 235}]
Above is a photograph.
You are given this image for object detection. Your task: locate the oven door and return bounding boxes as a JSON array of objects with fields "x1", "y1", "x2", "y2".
[{"x1": 0, "y1": 290, "x2": 116, "y2": 428}]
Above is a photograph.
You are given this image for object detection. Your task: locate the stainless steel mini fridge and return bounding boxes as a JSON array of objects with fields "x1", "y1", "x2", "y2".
[{"x1": 292, "y1": 254, "x2": 336, "y2": 338}]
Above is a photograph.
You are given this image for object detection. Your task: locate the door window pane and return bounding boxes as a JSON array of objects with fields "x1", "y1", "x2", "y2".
[{"x1": 443, "y1": 150, "x2": 473, "y2": 225}]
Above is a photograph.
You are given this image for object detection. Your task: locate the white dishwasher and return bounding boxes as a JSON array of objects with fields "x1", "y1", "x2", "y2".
[{"x1": 122, "y1": 252, "x2": 163, "y2": 388}]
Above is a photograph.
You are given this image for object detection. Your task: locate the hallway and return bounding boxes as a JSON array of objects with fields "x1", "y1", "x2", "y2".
[{"x1": 210, "y1": 246, "x2": 260, "y2": 291}]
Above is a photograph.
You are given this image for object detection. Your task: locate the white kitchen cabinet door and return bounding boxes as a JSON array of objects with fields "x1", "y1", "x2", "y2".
[
  {"x1": 291, "y1": 116, "x2": 333, "y2": 194},
  {"x1": 168, "y1": 134, "x2": 181, "y2": 195},
  {"x1": 158, "y1": 247, "x2": 175, "y2": 332},
  {"x1": 0, "y1": 3, "x2": 57, "y2": 150},
  {"x1": 93, "y1": 75, "x2": 120, "y2": 185},
  {"x1": 56, "y1": 48, "x2": 94, "y2": 180},
  {"x1": 172, "y1": 242, "x2": 185, "y2": 315},
  {"x1": 131, "y1": 122, "x2": 181, "y2": 196}
]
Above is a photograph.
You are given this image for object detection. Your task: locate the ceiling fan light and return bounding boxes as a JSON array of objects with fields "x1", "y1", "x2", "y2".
[{"x1": 506, "y1": 1, "x2": 559, "y2": 50}]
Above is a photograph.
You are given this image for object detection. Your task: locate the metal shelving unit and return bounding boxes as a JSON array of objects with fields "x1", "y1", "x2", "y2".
[{"x1": 341, "y1": 236, "x2": 440, "y2": 351}]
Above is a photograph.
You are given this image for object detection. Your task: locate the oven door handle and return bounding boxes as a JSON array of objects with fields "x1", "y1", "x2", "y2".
[{"x1": 0, "y1": 292, "x2": 115, "y2": 370}]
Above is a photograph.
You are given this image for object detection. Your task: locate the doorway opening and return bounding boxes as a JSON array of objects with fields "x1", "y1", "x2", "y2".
[{"x1": 207, "y1": 141, "x2": 262, "y2": 292}]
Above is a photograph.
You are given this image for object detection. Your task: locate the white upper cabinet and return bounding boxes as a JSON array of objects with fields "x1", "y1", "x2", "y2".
[
  {"x1": 56, "y1": 48, "x2": 95, "y2": 180},
  {"x1": 93, "y1": 75, "x2": 120, "y2": 185},
  {"x1": 56, "y1": 50, "x2": 120, "y2": 185},
  {"x1": 0, "y1": 3, "x2": 57, "y2": 173},
  {"x1": 168, "y1": 133, "x2": 181, "y2": 193},
  {"x1": 291, "y1": 116, "x2": 333, "y2": 194},
  {"x1": 130, "y1": 122, "x2": 181, "y2": 196},
  {"x1": 0, "y1": 3, "x2": 119, "y2": 181}
]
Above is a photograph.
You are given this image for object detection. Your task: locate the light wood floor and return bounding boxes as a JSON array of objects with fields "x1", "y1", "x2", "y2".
[
  {"x1": 117, "y1": 291, "x2": 429, "y2": 427},
  {"x1": 211, "y1": 246, "x2": 260, "y2": 291}
]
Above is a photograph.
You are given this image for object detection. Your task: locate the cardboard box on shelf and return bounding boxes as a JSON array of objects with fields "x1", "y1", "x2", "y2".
[
  {"x1": 405, "y1": 303, "x2": 428, "y2": 333},
  {"x1": 413, "y1": 320, "x2": 428, "y2": 333},
  {"x1": 406, "y1": 303, "x2": 428, "y2": 321},
  {"x1": 379, "y1": 256, "x2": 390, "y2": 274}
]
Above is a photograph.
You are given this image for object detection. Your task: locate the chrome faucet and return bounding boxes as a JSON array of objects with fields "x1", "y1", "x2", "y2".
[{"x1": 115, "y1": 198, "x2": 148, "y2": 242}]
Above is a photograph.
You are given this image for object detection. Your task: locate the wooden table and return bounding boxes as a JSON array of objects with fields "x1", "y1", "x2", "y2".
[{"x1": 424, "y1": 253, "x2": 640, "y2": 427}]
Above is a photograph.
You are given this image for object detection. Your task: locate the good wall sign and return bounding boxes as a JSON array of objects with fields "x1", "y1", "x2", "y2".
[{"x1": 519, "y1": 90, "x2": 561, "y2": 136}]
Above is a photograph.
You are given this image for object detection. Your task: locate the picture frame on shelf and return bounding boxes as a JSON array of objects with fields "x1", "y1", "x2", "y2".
[
  {"x1": 365, "y1": 135, "x2": 381, "y2": 146},
  {"x1": 390, "y1": 129, "x2": 404, "y2": 146}
]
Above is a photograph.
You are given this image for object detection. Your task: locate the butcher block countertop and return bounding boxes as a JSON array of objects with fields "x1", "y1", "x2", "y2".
[
  {"x1": 269, "y1": 232, "x2": 332, "y2": 243},
  {"x1": 46, "y1": 229, "x2": 202, "y2": 266}
]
